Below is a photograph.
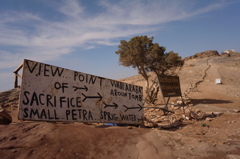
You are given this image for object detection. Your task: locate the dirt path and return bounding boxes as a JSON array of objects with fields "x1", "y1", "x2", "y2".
[{"x1": 180, "y1": 57, "x2": 240, "y2": 113}]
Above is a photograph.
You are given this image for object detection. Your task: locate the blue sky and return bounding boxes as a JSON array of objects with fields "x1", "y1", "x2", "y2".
[{"x1": 0, "y1": 0, "x2": 240, "y2": 92}]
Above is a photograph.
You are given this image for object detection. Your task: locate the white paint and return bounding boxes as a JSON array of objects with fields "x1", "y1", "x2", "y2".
[{"x1": 18, "y1": 59, "x2": 143, "y2": 124}]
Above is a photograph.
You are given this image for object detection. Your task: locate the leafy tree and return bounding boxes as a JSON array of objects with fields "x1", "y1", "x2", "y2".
[
  {"x1": 148, "y1": 50, "x2": 184, "y2": 76},
  {"x1": 115, "y1": 35, "x2": 184, "y2": 100},
  {"x1": 115, "y1": 36, "x2": 158, "y2": 83}
]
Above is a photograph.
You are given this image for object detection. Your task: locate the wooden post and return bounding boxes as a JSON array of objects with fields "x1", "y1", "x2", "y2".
[
  {"x1": 13, "y1": 62, "x2": 23, "y2": 88},
  {"x1": 14, "y1": 73, "x2": 18, "y2": 88},
  {"x1": 156, "y1": 73, "x2": 168, "y2": 110}
]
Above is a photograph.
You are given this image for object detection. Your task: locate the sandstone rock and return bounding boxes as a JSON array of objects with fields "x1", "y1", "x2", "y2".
[
  {"x1": 184, "y1": 100, "x2": 191, "y2": 105},
  {"x1": 233, "y1": 109, "x2": 240, "y2": 113},
  {"x1": 184, "y1": 50, "x2": 219, "y2": 60},
  {"x1": 190, "y1": 111, "x2": 199, "y2": 120},
  {"x1": 212, "y1": 112, "x2": 223, "y2": 117},
  {"x1": 159, "y1": 120, "x2": 182, "y2": 129},
  {"x1": 0, "y1": 108, "x2": 12, "y2": 124},
  {"x1": 176, "y1": 100, "x2": 183, "y2": 105},
  {"x1": 205, "y1": 117, "x2": 214, "y2": 121},
  {"x1": 184, "y1": 116, "x2": 190, "y2": 120},
  {"x1": 229, "y1": 52, "x2": 240, "y2": 57},
  {"x1": 144, "y1": 120, "x2": 158, "y2": 127},
  {"x1": 221, "y1": 53, "x2": 230, "y2": 57}
]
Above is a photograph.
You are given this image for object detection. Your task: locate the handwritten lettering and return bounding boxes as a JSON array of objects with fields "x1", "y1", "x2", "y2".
[
  {"x1": 110, "y1": 89, "x2": 128, "y2": 97},
  {"x1": 100, "y1": 111, "x2": 118, "y2": 121},
  {"x1": 66, "y1": 109, "x2": 93, "y2": 121},
  {"x1": 120, "y1": 114, "x2": 137, "y2": 121},
  {"x1": 74, "y1": 72, "x2": 98, "y2": 84},
  {"x1": 25, "y1": 60, "x2": 64, "y2": 77},
  {"x1": 110, "y1": 80, "x2": 142, "y2": 94},
  {"x1": 20, "y1": 60, "x2": 143, "y2": 124},
  {"x1": 22, "y1": 91, "x2": 82, "y2": 108},
  {"x1": 23, "y1": 108, "x2": 60, "y2": 120},
  {"x1": 128, "y1": 93, "x2": 142, "y2": 101}
]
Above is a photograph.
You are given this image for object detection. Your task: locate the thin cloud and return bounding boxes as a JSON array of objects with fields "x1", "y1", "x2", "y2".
[{"x1": 0, "y1": 0, "x2": 228, "y2": 69}]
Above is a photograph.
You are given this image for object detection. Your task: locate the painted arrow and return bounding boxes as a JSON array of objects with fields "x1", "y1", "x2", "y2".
[
  {"x1": 73, "y1": 85, "x2": 88, "y2": 92},
  {"x1": 82, "y1": 93, "x2": 102, "y2": 102},
  {"x1": 123, "y1": 104, "x2": 143, "y2": 112},
  {"x1": 104, "y1": 102, "x2": 118, "y2": 109}
]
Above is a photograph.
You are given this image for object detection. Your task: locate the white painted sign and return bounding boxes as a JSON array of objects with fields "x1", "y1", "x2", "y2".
[
  {"x1": 215, "y1": 78, "x2": 222, "y2": 84},
  {"x1": 18, "y1": 59, "x2": 143, "y2": 124}
]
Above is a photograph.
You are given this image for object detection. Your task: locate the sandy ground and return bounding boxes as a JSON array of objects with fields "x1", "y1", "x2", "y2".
[{"x1": 1, "y1": 56, "x2": 240, "y2": 159}]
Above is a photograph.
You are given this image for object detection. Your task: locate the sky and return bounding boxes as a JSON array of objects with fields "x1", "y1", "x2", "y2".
[{"x1": 0, "y1": 0, "x2": 240, "y2": 92}]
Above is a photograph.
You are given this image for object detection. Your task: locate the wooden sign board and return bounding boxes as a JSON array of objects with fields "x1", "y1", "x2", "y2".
[
  {"x1": 18, "y1": 59, "x2": 143, "y2": 124},
  {"x1": 158, "y1": 75, "x2": 182, "y2": 97}
]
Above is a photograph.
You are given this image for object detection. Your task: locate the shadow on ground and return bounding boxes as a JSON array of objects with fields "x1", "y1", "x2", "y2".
[{"x1": 191, "y1": 99, "x2": 233, "y2": 105}]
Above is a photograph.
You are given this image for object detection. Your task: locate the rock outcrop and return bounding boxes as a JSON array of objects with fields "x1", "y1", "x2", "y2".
[
  {"x1": 0, "y1": 109, "x2": 12, "y2": 124},
  {"x1": 0, "y1": 88, "x2": 20, "y2": 123},
  {"x1": 185, "y1": 50, "x2": 240, "y2": 60},
  {"x1": 184, "y1": 50, "x2": 219, "y2": 60},
  {"x1": 221, "y1": 52, "x2": 240, "y2": 57}
]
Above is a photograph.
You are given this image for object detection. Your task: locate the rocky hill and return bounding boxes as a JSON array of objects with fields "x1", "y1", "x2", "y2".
[
  {"x1": 183, "y1": 50, "x2": 220, "y2": 60},
  {"x1": 183, "y1": 50, "x2": 240, "y2": 61},
  {"x1": 1, "y1": 53, "x2": 240, "y2": 159}
]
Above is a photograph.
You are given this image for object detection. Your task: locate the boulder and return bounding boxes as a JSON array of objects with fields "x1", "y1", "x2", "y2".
[
  {"x1": 190, "y1": 111, "x2": 199, "y2": 120},
  {"x1": 0, "y1": 108, "x2": 12, "y2": 124}
]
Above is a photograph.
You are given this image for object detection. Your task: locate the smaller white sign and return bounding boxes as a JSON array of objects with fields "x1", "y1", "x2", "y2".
[{"x1": 215, "y1": 78, "x2": 222, "y2": 84}]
